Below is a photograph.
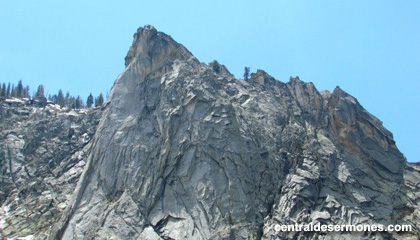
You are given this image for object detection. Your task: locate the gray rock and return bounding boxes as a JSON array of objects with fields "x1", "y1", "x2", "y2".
[
  {"x1": 1, "y1": 25, "x2": 419, "y2": 240},
  {"x1": 0, "y1": 103, "x2": 102, "y2": 239}
]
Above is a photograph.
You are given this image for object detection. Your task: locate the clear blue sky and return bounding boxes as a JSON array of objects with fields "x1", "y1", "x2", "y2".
[{"x1": 0, "y1": 1, "x2": 419, "y2": 162}]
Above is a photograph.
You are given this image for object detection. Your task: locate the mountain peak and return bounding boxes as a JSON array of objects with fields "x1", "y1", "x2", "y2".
[
  {"x1": 124, "y1": 25, "x2": 194, "y2": 68},
  {"x1": 3, "y1": 26, "x2": 412, "y2": 240},
  {"x1": 142, "y1": 24, "x2": 156, "y2": 31}
]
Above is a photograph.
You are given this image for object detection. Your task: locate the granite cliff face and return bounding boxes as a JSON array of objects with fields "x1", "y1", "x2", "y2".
[
  {"x1": 1, "y1": 25, "x2": 419, "y2": 239},
  {"x1": 0, "y1": 100, "x2": 102, "y2": 238}
]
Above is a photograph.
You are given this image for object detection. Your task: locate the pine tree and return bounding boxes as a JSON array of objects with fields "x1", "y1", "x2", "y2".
[
  {"x1": 6, "y1": 83, "x2": 11, "y2": 98},
  {"x1": 1, "y1": 83, "x2": 6, "y2": 98},
  {"x1": 244, "y1": 67, "x2": 250, "y2": 81},
  {"x1": 11, "y1": 84, "x2": 16, "y2": 98},
  {"x1": 75, "y1": 96, "x2": 84, "y2": 109},
  {"x1": 95, "y1": 93, "x2": 104, "y2": 107},
  {"x1": 16, "y1": 80, "x2": 23, "y2": 98},
  {"x1": 57, "y1": 90, "x2": 65, "y2": 108},
  {"x1": 69, "y1": 96, "x2": 76, "y2": 109},
  {"x1": 49, "y1": 94, "x2": 58, "y2": 104},
  {"x1": 35, "y1": 85, "x2": 45, "y2": 99},
  {"x1": 0, "y1": 83, "x2": 2, "y2": 98},
  {"x1": 211, "y1": 60, "x2": 220, "y2": 73},
  {"x1": 79, "y1": 96, "x2": 84, "y2": 108},
  {"x1": 65, "y1": 91, "x2": 70, "y2": 108},
  {"x1": 24, "y1": 85, "x2": 30, "y2": 98},
  {"x1": 75, "y1": 98, "x2": 80, "y2": 109},
  {"x1": 86, "y1": 93, "x2": 94, "y2": 108},
  {"x1": 35, "y1": 84, "x2": 47, "y2": 105}
]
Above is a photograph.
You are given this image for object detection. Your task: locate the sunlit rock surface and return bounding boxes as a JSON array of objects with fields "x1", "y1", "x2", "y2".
[
  {"x1": 1, "y1": 26, "x2": 419, "y2": 240},
  {"x1": 0, "y1": 101, "x2": 102, "y2": 239}
]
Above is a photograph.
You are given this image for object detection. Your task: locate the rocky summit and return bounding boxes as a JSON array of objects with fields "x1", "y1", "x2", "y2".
[{"x1": 1, "y1": 25, "x2": 419, "y2": 240}]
